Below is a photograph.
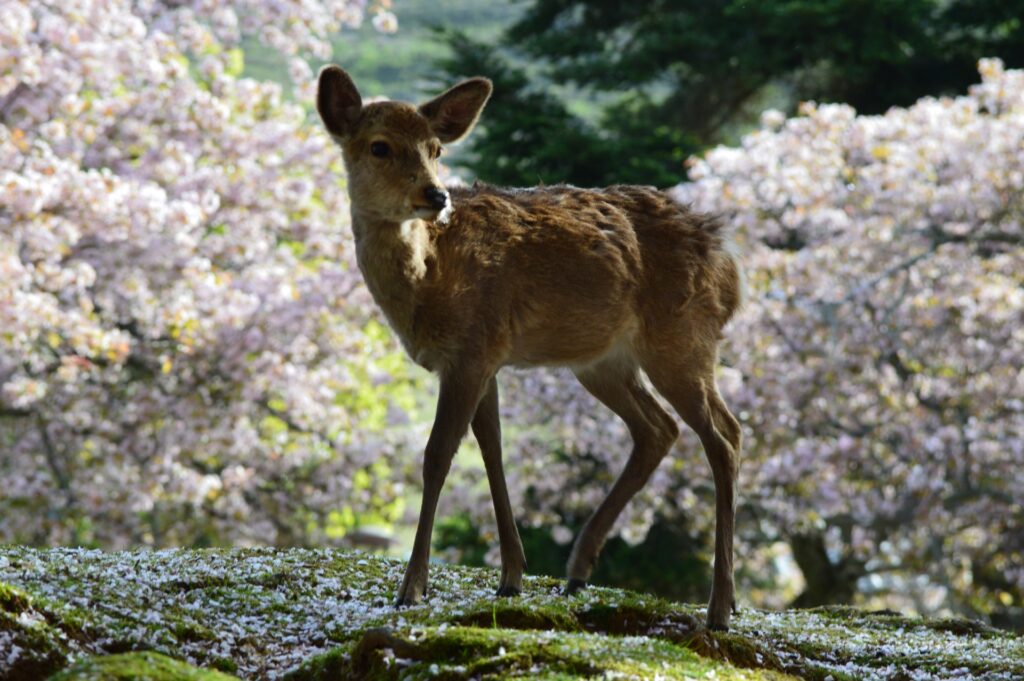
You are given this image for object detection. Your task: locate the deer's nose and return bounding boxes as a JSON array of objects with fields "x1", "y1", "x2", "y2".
[{"x1": 424, "y1": 186, "x2": 449, "y2": 210}]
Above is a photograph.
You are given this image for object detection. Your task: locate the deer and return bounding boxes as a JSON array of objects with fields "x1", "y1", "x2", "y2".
[{"x1": 316, "y1": 65, "x2": 744, "y2": 630}]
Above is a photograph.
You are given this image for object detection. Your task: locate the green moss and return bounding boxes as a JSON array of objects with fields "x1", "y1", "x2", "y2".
[
  {"x1": 0, "y1": 611, "x2": 70, "y2": 681},
  {"x1": 927, "y1": 616, "x2": 1003, "y2": 637},
  {"x1": 208, "y1": 657, "x2": 239, "y2": 674},
  {"x1": 0, "y1": 582, "x2": 74, "y2": 681},
  {"x1": 442, "y1": 600, "x2": 788, "y2": 678},
  {"x1": 281, "y1": 646, "x2": 351, "y2": 681},
  {"x1": 454, "y1": 601, "x2": 581, "y2": 632},
  {"x1": 171, "y1": 619, "x2": 218, "y2": 643},
  {"x1": 289, "y1": 625, "x2": 796, "y2": 681},
  {"x1": 0, "y1": 581, "x2": 31, "y2": 614},
  {"x1": 160, "y1": 575, "x2": 233, "y2": 592},
  {"x1": 46, "y1": 652, "x2": 239, "y2": 680},
  {"x1": 576, "y1": 600, "x2": 699, "y2": 637},
  {"x1": 734, "y1": 606, "x2": 1024, "y2": 679}
]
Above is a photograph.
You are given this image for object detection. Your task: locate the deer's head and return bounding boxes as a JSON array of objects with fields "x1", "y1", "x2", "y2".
[{"x1": 317, "y1": 65, "x2": 492, "y2": 223}]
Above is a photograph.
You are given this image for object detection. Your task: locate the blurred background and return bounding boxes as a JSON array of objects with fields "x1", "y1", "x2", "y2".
[{"x1": 2, "y1": 0, "x2": 1022, "y2": 631}]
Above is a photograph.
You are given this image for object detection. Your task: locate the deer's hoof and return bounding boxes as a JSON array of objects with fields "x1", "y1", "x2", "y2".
[
  {"x1": 706, "y1": 590, "x2": 734, "y2": 630},
  {"x1": 394, "y1": 580, "x2": 426, "y2": 607},
  {"x1": 495, "y1": 585, "x2": 521, "y2": 598},
  {"x1": 394, "y1": 595, "x2": 421, "y2": 608},
  {"x1": 706, "y1": 604, "x2": 732, "y2": 631},
  {"x1": 563, "y1": 578, "x2": 587, "y2": 596}
]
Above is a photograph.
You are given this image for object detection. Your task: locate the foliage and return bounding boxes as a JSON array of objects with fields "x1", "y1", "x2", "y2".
[
  {"x1": 679, "y1": 58, "x2": 1024, "y2": 618},
  {"x1": 0, "y1": 0, "x2": 423, "y2": 550},
  {"x1": 440, "y1": 0, "x2": 1024, "y2": 187},
  {"x1": 3, "y1": 547, "x2": 1022, "y2": 680}
]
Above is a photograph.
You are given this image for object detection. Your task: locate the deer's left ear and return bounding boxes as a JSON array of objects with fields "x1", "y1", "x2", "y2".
[{"x1": 419, "y1": 78, "x2": 493, "y2": 143}]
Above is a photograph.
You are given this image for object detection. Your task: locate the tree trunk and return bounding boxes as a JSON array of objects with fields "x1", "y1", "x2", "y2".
[{"x1": 789, "y1": 533, "x2": 862, "y2": 608}]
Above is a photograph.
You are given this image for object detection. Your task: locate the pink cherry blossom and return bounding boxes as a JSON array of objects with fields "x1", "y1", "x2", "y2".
[{"x1": 1, "y1": 0, "x2": 420, "y2": 549}]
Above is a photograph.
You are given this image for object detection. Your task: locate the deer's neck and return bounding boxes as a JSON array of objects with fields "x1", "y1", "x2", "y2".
[{"x1": 351, "y1": 210, "x2": 434, "y2": 348}]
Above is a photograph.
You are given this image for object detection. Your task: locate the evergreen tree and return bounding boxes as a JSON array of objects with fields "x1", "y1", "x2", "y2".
[{"x1": 438, "y1": 0, "x2": 1024, "y2": 187}]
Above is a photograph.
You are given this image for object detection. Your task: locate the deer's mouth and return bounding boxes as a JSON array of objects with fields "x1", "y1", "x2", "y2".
[
  {"x1": 411, "y1": 205, "x2": 443, "y2": 218},
  {"x1": 411, "y1": 204, "x2": 453, "y2": 224}
]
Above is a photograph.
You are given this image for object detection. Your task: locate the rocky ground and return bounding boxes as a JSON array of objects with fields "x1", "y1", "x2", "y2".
[{"x1": 0, "y1": 547, "x2": 1021, "y2": 680}]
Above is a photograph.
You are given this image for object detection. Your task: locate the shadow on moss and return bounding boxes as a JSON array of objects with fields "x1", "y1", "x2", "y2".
[
  {"x1": 453, "y1": 599, "x2": 786, "y2": 675},
  {"x1": 288, "y1": 599, "x2": 794, "y2": 681},
  {"x1": 293, "y1": 625, "x2": 783, "y2": 681}
]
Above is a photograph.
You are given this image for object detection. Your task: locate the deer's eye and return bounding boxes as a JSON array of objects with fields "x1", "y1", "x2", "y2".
[
  {"x1": 370, "y1": 141, "x2": 390, "y2": 157},
  {"x1": 430, "y1": 145, "x2": 442, "y2": 159}
]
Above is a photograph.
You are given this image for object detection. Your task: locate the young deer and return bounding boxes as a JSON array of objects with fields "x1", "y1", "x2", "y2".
[{"x1": 317, "y1": 66, "x2": 744, "y2": 630}]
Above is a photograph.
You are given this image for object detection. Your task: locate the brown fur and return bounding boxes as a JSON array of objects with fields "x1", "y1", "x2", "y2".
[
  {"x1": 352, "y1": 180, "x2": 741, "y2": 371},
  {"x1": 317, "y1": 66, "x2": 744, "y2": 630}
]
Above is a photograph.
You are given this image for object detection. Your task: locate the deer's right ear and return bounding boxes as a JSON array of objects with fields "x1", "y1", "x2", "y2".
[{"x1": 317, "y1": 65, "x2": 362, "y2": 138}]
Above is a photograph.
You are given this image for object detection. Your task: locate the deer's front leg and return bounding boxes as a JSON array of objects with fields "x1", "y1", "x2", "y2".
[
  {"x1": 471, "y1": 377, "x2": 526, "y2": 596},
  {"x1": 396, "y1": 368, "x2": 491, "y2": 606}
]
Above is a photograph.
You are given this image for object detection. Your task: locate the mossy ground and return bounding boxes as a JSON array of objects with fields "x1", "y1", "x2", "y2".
[
  {"x1": 0, "y1": 547, "x2": 1020, "y2": 680},
  {"x1": 47, "y1": 652, "x2": 237, "y2": 680}
]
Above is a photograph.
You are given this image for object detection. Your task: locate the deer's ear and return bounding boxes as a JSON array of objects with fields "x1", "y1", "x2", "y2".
[
  {"x1": 419, "y1": 78, "x2": 492, "y2": 143},
  {"x1": 317, "y1": 65, "x2": 362, "y2": 138}
]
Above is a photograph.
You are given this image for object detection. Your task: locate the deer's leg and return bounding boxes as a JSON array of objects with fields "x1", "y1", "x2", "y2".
[
  {"x1": 396, "y1": 367, "x2": 491, "y2": 606},
  {"x1": 471, "y1": 376, "x2": 527, "y2": 596},
  {"x1": 565, "y1": 360, "x2": 679, "y2": 593},
  {"x1": 644, "y1": 357, "x2": 741, "y2": 631}
]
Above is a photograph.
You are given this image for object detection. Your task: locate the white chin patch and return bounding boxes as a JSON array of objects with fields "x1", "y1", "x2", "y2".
[
  {"x1": 410, "y1": 201, "x2": 453, "y2": 225},
  {"x1": 436, "y1": 202, "x2": 453, "y2": 225},
  {"x1": 413, "y1": 204, "x2": 453, "y2": 224}
]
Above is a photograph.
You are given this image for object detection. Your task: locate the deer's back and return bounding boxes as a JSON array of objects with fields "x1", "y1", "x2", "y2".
[{"x1": 420, "y1": 183, "x2": 739, "y2": 369}]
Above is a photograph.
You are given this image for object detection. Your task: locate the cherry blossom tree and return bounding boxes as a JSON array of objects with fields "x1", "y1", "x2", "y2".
[
  {"x1": 685, "y1": 58, "x2": 1022, "y2": 618},
  {"x1": 0, "y1": 0, "x2": 418, "y2": 549}
]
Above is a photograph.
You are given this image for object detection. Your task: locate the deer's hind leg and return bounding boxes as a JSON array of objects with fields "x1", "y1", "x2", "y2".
[
  {"x1": 565, "y1": 356, "x2": 680, "y2": 593},
  {"x1": 640, "y1": 335, "x2": 742, "y2": 631}
]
